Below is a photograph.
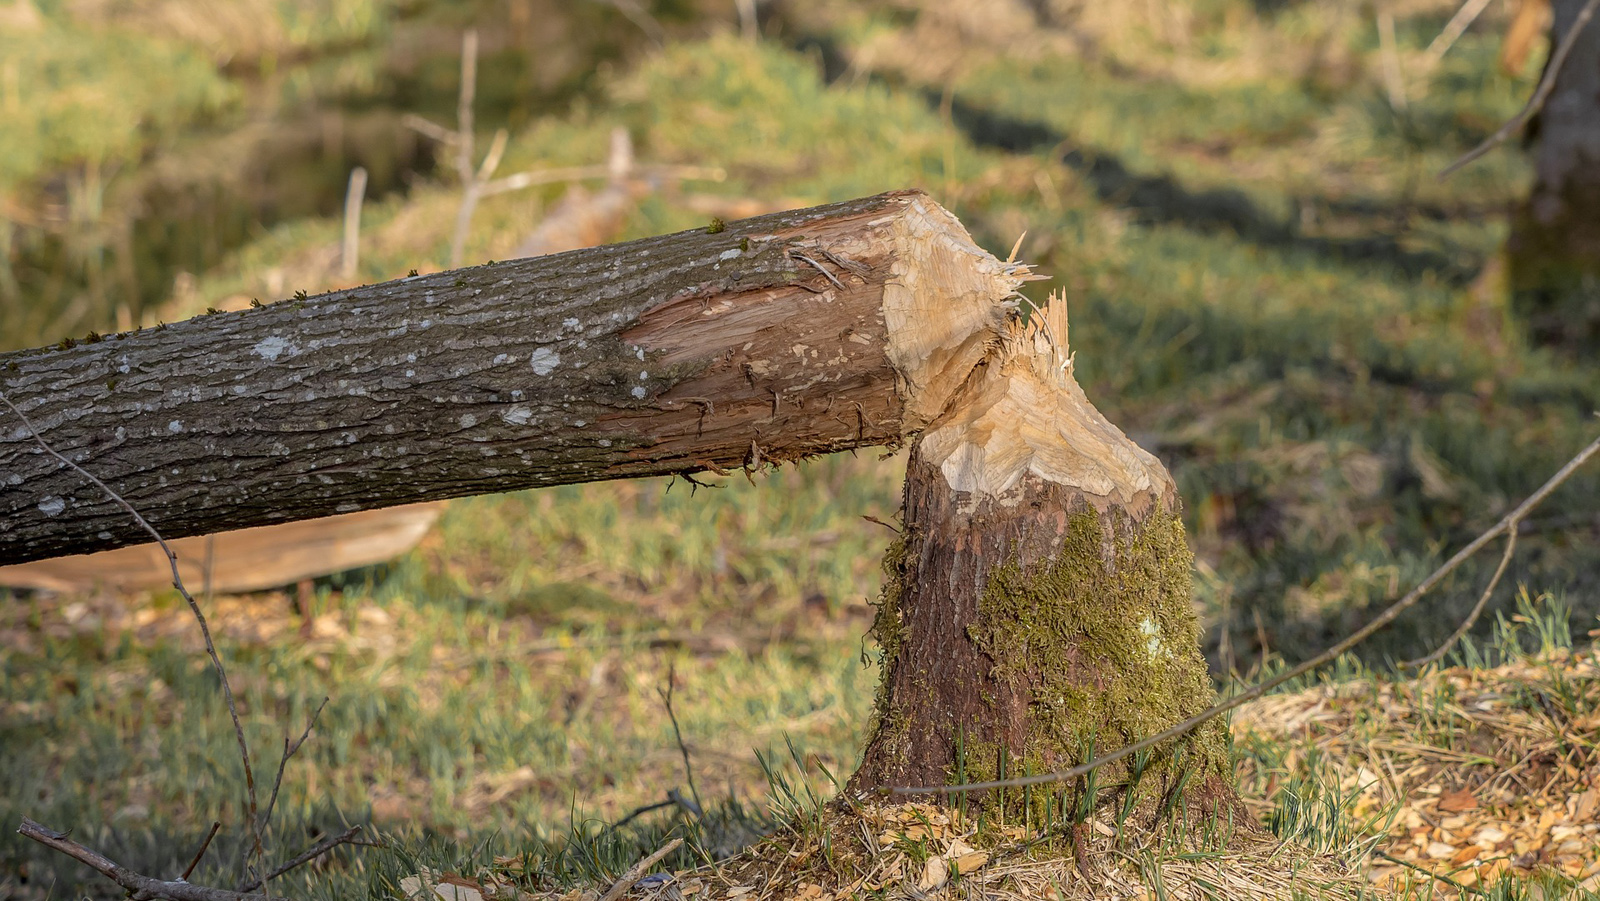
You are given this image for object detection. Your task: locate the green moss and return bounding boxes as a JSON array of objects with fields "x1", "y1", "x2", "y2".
[
  {"x1": 0, "y1": 24, "x2": 232, "y2": 195},
  {"x1": 864, "y1": 533, "x2": 910, "y2": 753},
  {"x1": 963, "y1": 504, "x2": 1229, "y2": 809}
]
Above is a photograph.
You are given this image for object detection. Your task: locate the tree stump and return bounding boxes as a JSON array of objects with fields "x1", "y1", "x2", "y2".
[{"x1": 851, "y1": 295, "x2": 1232, "y2": 818}]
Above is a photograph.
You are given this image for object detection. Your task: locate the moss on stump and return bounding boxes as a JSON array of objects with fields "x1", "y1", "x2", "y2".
[{"x1": 850, "y1": 295, "x2": 1233, "y2": 823}]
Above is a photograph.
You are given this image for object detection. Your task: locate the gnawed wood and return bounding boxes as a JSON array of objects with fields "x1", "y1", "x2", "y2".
[
  {"x1": 851, "y1": 292, "x2": 1230, "y2": 812},
  {"x1": 1, "y1": 191, "x2": 1030, "y2": 564}
]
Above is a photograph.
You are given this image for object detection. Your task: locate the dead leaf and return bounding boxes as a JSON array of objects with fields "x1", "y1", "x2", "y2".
[
  {"x1": 917, "y1": 856, "x2": 950, "y2": 892},
  {"x1": 951, "y1": 851, "x2": 990, "y2": 875},
  {"x1": 1426, "y1": 842, "x2": 1457, "y2": 859},
  {"x1": 1437, "y1": 789, "x2": 1478, "y2": 813}
]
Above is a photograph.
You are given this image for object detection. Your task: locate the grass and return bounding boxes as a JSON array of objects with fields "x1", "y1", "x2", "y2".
[{"x1": 4, "y1": 0, "x2": 1600, "y2": 898}]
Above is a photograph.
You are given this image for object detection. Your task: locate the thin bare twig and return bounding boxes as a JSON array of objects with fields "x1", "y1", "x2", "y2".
[
  {"x1": 658, "y1": 662, "x2": 703, "y2": 814},
  {"x1": 1375, "y1": 851, "x2": 1490, "y2": 898},
  {"x1": 1402, "y1": 527, "x2": 1518, "y2": 669},
  {"x1": 596, "y1": 838, "x2": 683, "y2": 901},
  {"x1": 1424, "y1": 0, "x2": 1495, "y2": 66},
  {"x1": 608, "y1": 798, "x2": 677, "y2": 831},
  {"x1": 18, "y1": 818, "x2": 270, "y2": 901},
  {"x1": 1378, "y1": 9, "x2": 1409, "y2": 112},
  {"x1": 735, "y1": 0, "x2": 759, "y2": 41},
  {"x1": 181, "y1": 822, "x2": 223, "y2": 882},
  {"x1": 455, "y1": 30, "x2": 478, "y2": 187},
  {"x1": 235, "y1": 827, "x2": 365, "y2": 894},
  {"x1": 893, "y1": 429, "x2": 1600, "y2": 796},
  {"x1": 447, "y1": 31, "x2": 490, "y2": 269},
  {"x1": 596, "y1": 0, "x2": 664, "y2": 47},
  {"x1": 401, "y1": 114, "x2": 460, "y2": 147},
  {"x1": 479, "y1": 163, "x2": 725, "y2": 198},
  {"x1": 0, "y1": 393, "x2": 265, "y2": 874},
  {"x1": 258, "y1": 698, "x2": 330, "y2": 838},
  {"x1": 1441, "y1": 0, "x2": 1600, "y2": 177},
  {"x1": 341, "y1": 168, "x2": 367, "y2": 282}
]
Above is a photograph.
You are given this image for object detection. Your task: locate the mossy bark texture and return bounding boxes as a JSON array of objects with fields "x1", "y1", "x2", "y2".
[
  {"x1": 1508, "y1": 0, "x2": 1600, "y2": 352},
  {"x1": 851, "y1": 300, "x2": 1231, "y2": 810}
]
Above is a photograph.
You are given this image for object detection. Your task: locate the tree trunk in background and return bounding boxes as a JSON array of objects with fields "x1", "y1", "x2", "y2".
[
  {"x1": 1508, "y1": 0, "x2": 1600, "y2": 352},
  {"x1": 851, "y1": 297, "x2": 1233, "y2": 816},
  {"x1": 1, "y1": 191, "x2": 1028, "y2": 564}
]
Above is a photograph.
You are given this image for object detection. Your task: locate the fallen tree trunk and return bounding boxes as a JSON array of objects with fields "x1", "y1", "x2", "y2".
[{"x1": 1, "y1": 191, "x2": 1029, "y2": 564}]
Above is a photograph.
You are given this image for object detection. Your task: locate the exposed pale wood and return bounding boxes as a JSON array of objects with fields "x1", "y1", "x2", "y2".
[
  {"x1": 0, "y1": 191, "x2": 1029, "y2": 564},
  {"x1": 0, "y1": 502, "x2": 442, "y2": 593},
  {"x1": 851, "y1": 293, "x2": 1229, "y2": 805}
]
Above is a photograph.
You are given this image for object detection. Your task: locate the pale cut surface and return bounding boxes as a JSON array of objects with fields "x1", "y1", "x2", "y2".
[
  {"x1": 916, "y1": 292, "x2": 1174, "y2": 514},
  {"x1": 875, "y1": 194, "x2": 1030, "y2": 432}
]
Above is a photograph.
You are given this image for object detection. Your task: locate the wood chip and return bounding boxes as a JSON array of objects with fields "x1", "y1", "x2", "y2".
[{"x1": 1437, "y1": 789, "x2": 1479, "y2": 813}]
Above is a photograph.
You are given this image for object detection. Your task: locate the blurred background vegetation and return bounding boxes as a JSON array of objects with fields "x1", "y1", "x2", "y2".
[{"x1": 2, "y1": 0, "x2": 1598, "y2": 897}]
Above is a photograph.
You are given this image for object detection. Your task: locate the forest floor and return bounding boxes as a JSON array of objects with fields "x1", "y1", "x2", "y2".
[{"x1": 4, "y1": 0, "x2": 1600, "y2": 898}]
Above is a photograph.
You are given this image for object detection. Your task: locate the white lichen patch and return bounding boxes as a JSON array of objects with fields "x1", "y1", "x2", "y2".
[
  {"x1": 502, "y1": 406, "x2": 534, "y2": 425},
  {"x1": 37, "y1": 496, "x2": 66, "y2": 516},
  {"x1": 631, "y1": 386, "x2": 647, "y2": 399},
  {"x1": 168, "y1": 420, "x2": 183, "y2": 433},
  {"x1": 459, "y1": 413, "x2": 478, "y2": 428},
  {"x1": 1140, "y1": 617, "x2": 1166, "y2": 658},
  {"x1": 529, "y1": 347, "x2": 561, "y2": 376},
  {"x1": 252, "y1": 335, "x2": 297, "y2": 361}
]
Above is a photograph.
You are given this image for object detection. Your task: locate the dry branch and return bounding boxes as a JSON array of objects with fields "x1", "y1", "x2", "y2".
[
  {"x1": 16, "y1": 817, "x2": 365, "y2": 901},
  {"x1": 1442, "y1": 0, "x2": 1600, "y2": 176},
  {"x1": 1, "y1": 393, "x2": 265, "y2": 873},
  {"x1": 0, "y1": 192, "x2": 1030, "y2": 564},
  {"x1": 235, "y1": 827, "x2": 365, "y2": 894},
  {"x1": 18, "y1": 818, "x2": 272, "y2": 901},
  {"x1": 597, "y1": 838, "x2": 683, "y2": 901},
  {"x1": 341, "y1": 168, "x2": 367, "y2": 282}
]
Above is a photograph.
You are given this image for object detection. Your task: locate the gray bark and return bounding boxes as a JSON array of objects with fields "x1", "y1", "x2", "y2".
[
  {"x1": 0, "y1": 191, "x2": 1020, "y2": 564},
  {"x1": 1509, "y1": 0, "x2": 1600, "y2": 349}
]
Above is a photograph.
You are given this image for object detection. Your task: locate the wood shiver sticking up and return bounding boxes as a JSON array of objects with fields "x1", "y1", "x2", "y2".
[{"x1": 917, "y1": 292, "x2": 1173, "y2": 516}]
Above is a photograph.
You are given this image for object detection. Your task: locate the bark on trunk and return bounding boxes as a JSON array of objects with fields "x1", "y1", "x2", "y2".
[
  {"x1": 851, "y1": 296, "x2": 1231, "y2": 814},
  {"x1": 1508, "y1": 0, "x2": 1600, "y2": 352},
  {"x1": 1, "y1": 191, "x2": 1029, "y2": 564}
]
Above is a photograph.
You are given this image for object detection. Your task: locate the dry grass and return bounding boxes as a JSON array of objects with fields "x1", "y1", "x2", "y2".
[
  {"x1": 404, "y1": 798, "x2": 1361, "y2": 901},
  {"x1": 1235, "y1": 621, "x2": 1600, "y2": 897}
]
